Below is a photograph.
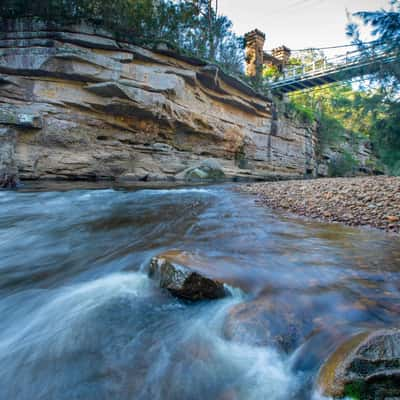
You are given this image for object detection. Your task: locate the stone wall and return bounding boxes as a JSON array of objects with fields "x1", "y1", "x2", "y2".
[{"x1": 0, "y1": 19, "x2": 318, "y2": 182}]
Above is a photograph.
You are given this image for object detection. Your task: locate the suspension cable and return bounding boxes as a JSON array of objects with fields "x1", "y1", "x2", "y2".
[{"x1": 265, "y1": 36, "x2": 395, "y2": 53}]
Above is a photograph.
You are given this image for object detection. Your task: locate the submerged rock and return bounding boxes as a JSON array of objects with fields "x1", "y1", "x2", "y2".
[
  {"x1": 223, "y1": 296, "x2": 313, "y2": 354},
  {"x1": 148, "y1": 251, "x2": 227, "y2": 301},
  {"x1": 318, "y1": 328, "x2": 400, "y2": 399}
]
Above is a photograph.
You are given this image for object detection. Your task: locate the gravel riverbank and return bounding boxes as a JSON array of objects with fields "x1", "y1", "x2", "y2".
[{"x1": 240, "y1": 177, "x2": 400, "y2": 234}]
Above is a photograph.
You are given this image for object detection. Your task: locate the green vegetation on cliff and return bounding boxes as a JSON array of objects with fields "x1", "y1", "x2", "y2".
[
  {"x1": 287, "y1": 81, "x2": 399, "y2": 176},
  {"x1": 347, "y1": 0, "x2": 400, "y2": 174},
  {"x1": 282, "y1": 1, "x2": 400, "y2": 176}
]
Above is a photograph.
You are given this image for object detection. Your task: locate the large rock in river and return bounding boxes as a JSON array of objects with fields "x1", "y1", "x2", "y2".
[
  {"x1": 148, "y1": 251, "x2": 227, "y2": 301},
  {"x1": 223, "y1": 296, "x2": 313, "y2": 354},
  {"x1": 318, "y1": 328, "x2": 400, "y2": 399}
]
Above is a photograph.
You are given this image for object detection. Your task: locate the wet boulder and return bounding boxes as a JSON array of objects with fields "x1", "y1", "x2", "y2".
[
  {"x1": 318, "y1": 328, "x2": 400, "y2": 399},
  {"x1": 148, "y1": 251, "x2": 227, "y2": 301},
  {"x1": 223, "y1": 296, "x2": 313, "y2": 354},
  {"x1": 291, "y1": 327, "x2": 352, "y2": 374},
  {"x1": 176, "y1": 159, "x2": 225, "y2": 182}
]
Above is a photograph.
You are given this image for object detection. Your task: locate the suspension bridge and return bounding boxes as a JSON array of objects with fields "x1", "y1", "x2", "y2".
[{"x1": 269, "y1": 43, "x2": 400, "y2": 93}]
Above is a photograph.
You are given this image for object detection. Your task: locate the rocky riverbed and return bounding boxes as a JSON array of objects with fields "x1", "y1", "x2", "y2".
[{"x1": 240, "y1": 176, "x2": 400, "y2": 234}]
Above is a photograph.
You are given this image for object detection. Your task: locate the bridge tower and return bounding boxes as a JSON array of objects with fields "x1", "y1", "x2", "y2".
[
  {"x1": 245, "y1": 30, "x2": 292, "y2": 78},
  {"x1": 271, "y1": 46, "x2": 291, "y2": 67},
  {"x1": 244, "y1": 29, "x2": 265, "y2": 79}
]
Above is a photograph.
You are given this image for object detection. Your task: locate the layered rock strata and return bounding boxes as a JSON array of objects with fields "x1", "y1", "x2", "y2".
[{"x1": 0, "y1": 18, "x2": 317, "y2": 182}]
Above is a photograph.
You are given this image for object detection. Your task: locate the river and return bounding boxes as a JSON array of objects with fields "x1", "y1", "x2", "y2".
[{"x1": 0, "y1": 183, "x2": 399, "y2": 399}]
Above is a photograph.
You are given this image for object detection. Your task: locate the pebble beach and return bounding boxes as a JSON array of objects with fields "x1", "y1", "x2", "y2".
[{"x1": 240, "y1": 177, "x2": 400, "y2": 234}]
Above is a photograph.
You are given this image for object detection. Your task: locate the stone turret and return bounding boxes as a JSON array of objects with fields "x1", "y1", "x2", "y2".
[
  {"x1": 271, "y1": 46, "x2": 291, "y2": 66},
  {"x1": 245, "y1": 30, "x2": 292, "y2": 77},
  {"x1": 244, "y1": 29, "x2": 266, "y2": 79}
]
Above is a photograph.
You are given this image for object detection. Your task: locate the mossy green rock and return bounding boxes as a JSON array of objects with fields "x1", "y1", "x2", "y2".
[
  {"x1": 318, "y1": 329, "x2": 400, "y2": 399},
  {"x1": 223, "y1": 295, "x2": 313, "y2": 354}
]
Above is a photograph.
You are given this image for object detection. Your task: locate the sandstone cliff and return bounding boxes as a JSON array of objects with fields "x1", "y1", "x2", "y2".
[{"x1": 0, "y1": 19, "x2": 317, "y2": 183}]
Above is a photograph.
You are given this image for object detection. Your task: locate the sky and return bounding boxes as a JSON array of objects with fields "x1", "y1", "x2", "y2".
[{"x1": 218, "y1": 0, "x2": 391, "y2": 52}]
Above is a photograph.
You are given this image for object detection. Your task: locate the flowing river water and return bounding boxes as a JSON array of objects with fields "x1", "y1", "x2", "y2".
[{"x1": 0, "y1": 183, "x2": 399, "y2": 400}]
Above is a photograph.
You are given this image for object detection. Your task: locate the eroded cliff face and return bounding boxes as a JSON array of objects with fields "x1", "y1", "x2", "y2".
[{"x1": 0, "y1": 19, "x2": 317, "y2": 182}]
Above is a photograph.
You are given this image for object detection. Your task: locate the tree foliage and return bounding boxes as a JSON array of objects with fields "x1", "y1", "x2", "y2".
[
  {"x1": 285, "y1": 1, "x2": 400, "y2": 175},
  {"x1": 289, "y1": 81, "x2": 400, "y2": 175},
  {"x1": 347, "y1": 0, "x2": 400, "y2": 94},
  {"x1": 0, "y1": 0, "x2": 244, "y2": 74},
  {"x1": 346, "y1": 0, "x2": 400, "y2": 174}
]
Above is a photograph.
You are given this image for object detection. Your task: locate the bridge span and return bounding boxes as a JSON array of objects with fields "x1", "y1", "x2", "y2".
[
  {"x1": 244, "y1": 29, "x2": 399, "y2": 93},
  {"x1": 269, "y1": 46, "x2": 400, "y2": 93}
]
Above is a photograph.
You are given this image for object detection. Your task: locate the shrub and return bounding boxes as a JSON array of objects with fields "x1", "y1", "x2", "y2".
[
  {"x1": 389, "y1": 159, "x2": 400, "y2": 176},
  {"x1": 328, "y1": 150, "x2": 360, "y2": 177},
  {"x1": 286, "y1": 101, "x2": 316, "y2": 124}
]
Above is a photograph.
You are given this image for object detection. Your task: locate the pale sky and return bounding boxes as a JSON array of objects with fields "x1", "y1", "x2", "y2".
[{"x1": 218, "y1": 0, "x2": 391, "y2": 52}]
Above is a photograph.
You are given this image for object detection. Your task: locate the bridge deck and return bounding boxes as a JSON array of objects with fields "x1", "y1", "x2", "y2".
[{"x1": 270, "y1": 53, "x2": 399, "y2": 93}]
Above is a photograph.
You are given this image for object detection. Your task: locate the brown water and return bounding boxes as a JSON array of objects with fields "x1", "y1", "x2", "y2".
[{"x1": 0, "y1": 183, "x2": 399, "y2": 399}]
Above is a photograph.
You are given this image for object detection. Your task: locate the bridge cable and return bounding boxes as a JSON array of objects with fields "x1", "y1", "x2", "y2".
[{"x1": 265, "y1": 36, "x2": 397, "y2": 54}]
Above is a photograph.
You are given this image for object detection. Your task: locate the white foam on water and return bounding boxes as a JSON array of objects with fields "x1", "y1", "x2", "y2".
[
  {"x1": 215, "y1": 339, "x2": 299, "y2": 399},
  {"x1": 0, "y1": 272, "x2": 151, "y2": 352},
  {"x1": 224, "y1": 284, "x2": 247, "y2": 301},
  {"x1": 0, "y1": 270, "x2": 302, "y2": 400},
  {"x1": 139, "y1": 187, "x2": 213, "y2": 196},
  {"x1": 149, "y1": 297, "x2": 302, "y2": 400}
]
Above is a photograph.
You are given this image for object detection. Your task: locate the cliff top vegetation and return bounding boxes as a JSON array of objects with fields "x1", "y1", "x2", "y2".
[{"x1": 0, "y1": 0, "x2": 244, "y2": 75}]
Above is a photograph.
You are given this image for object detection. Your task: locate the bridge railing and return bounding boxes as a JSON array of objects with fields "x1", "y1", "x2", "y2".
[{"x1": 274, "y1": 44, "x2": 390, "y2": 83}]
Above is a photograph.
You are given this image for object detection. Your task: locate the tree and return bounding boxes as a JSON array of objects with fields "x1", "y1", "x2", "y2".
[
  {"x1": 188, "y1": 0, "x2": 218, "y2": 58},
  {"x1": 345, "y1": 0, "x2": 400, "y2": 174},
  {"x1": 0, "y1": 0, "x2": 244, "y2": 73},
  {"x1": 347, "y1": 0, "x2": 400, "y2": 94}
]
